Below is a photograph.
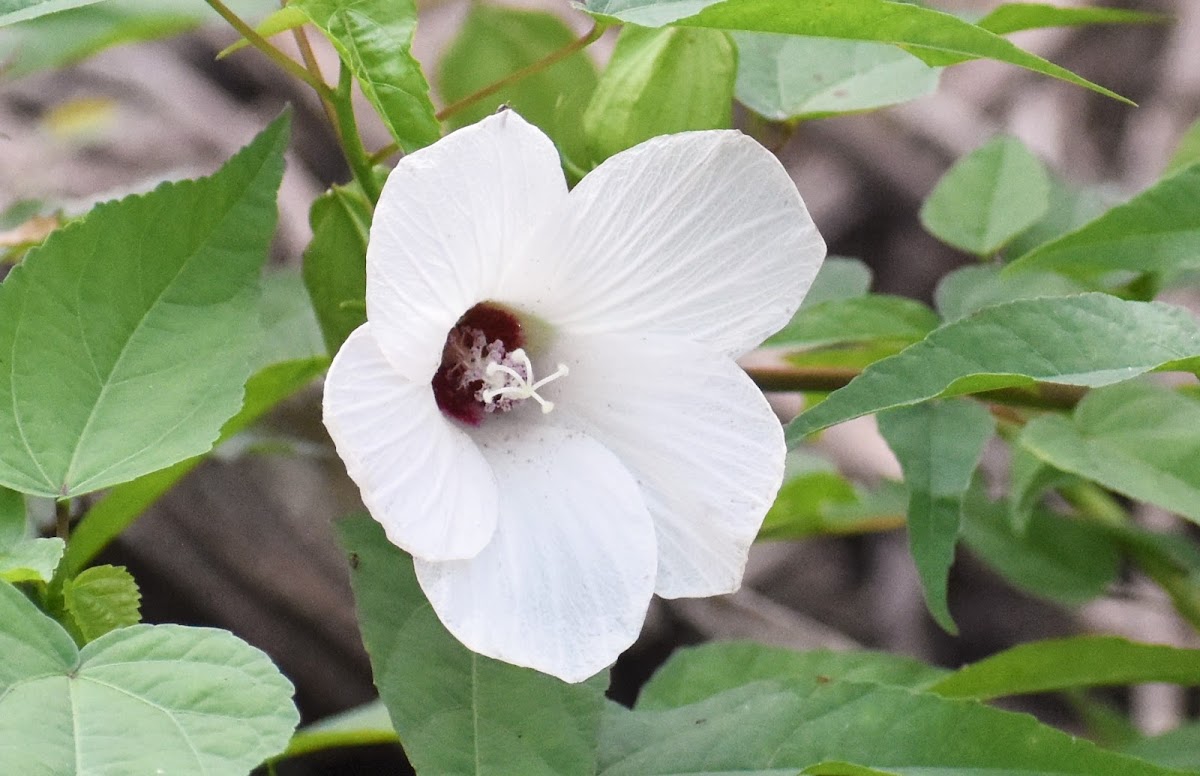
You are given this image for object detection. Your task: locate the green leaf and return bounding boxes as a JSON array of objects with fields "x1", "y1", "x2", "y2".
[
  {"x1": 341, "y1": 516, "x2": 607, "y2": 776},
  {"x1": 60, "y1": 564, "x2": 141, "y2": 644},
  {"x1": 0, "y1": 0, "x2": 276, "y2": 75},
  {"x1": 61, "y1": 355, "x2": 328, "y2": 576},
  {"x1": 0, "y1": 487, "x2": 63, "y2": 583},
  {"x1": 1006, "y1": 442, "x2": 1073, "y2": 532},
  {"x1": 931, "y1": 636, "x2": 1200, "y2": 700},
  {"x1": 800, "y1": 256, "x2": 873, "y2": 307},
  {"x1": 974, "y1": 3, "x2": 1165, "y2": 36},
  {"x1": 584, "y1": 0, "x2": 1129, "y2": 103},
  {"x1": 584, "y1": 24, "x2": 735, "y2": 164},
  {"x1": 0, "y1": 0, "x2": 102, "y2": 26},
  {"x1": 1007, "y1": 163, "x2": 1200, "y2": 277},
  {"x1": 1004, "y1": 176, "x2": 1112, "y2": 259},
  {"x1": 1165, "y1": 117, "x2": 1200, "y2": 177},
  {"x1": 0, "y1": 580, "x2": 298, "y2": 771},
  {"x1": 786, "y1": 294, "x2": 1200, "y2": 444},
  {"x1": 0, "y1": 113, "x2": 289, "y2": 498},
  {"x1": 440, "y1": 4, "x2": 598, "y2": 169},
  {"x1": 920, "y1": 136, "x2": 1051, "y2": 256},
  {"x1": 303, "y1": 182, "x2": 372, "y2": 355},
  {"x1": 257, "y1": 269, "x2": 326, "y2": 369},
  {"x1": 1018, "y1": 381, "x2": 1200, "y2": 524},
  {"x1": 0, "y1": 486, "x2": 22, "y2": 545},
  {"x1": 274, "y1": 700, "x2": 399, "y2": 764},
  {"x1": 638, "y1": 642, "x2": 945, "y2": 710},
  {"x1": 1122, "y1": 722, "x2": 1200, "y2": 770},
  {"x1": 767, "y1": 294, "x2": 939, "y2": 349},
  {"x1": 598, "y1": 678, "x2": 1182, "y2": 775},
  {"x1": 733, "y1": 33, "x2": 939, "y2": 121},
  {"x1": 933, "y1": 264, "x2": 1089, "y2": 322},
  {"x1": 877, "y1": 400, "x2": 993, "y2": 633},
  {"x1": 216, "y1": 5, "x2": 306, "y2": 60},
  {"x1": 960, "y1": 487, "x2": 1119, "y2": 606},
  {"x1": 293, "y1": 0, "x2": 438, "y2": 153},
  {"x1": 758, "y1": 453, "x2": 908, "y2": 539}
]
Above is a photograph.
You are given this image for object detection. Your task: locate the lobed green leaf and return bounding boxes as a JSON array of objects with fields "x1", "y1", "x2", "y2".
[{"x1": 0, "y1": 580, "x2": 298, "y2": 772}]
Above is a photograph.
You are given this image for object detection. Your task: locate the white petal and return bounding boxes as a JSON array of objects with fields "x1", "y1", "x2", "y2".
[
  {"x1": 414, "y1": 422, "x2": 657, "y2": 683},
  {"x1": 497, "y1": 130, "x2": 826, "y2": 358},
  {"x1": 545, "y1": 332, "x2": 786, "y2": 598},
  {"x1": 367, "y1": 111, "x2": 567, "y2": 382},
  {"x1": 323, "y1": 325, "x2": 498, "y2": 561}
]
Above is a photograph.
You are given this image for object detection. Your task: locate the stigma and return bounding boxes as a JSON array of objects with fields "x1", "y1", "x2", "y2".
[{"x1": 432, "y1": 302, "x2": 567, "y2": 426}]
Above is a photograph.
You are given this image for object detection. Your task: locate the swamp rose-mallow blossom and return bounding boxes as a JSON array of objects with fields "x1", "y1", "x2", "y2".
[{"x1": 323, "y1": 110, "x2": 825, "y2": 682}]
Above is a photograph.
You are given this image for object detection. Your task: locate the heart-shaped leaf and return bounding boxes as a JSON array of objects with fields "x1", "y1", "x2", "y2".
[{"x1": 0, "y1": 580, "x2": 299, "y2": 772}]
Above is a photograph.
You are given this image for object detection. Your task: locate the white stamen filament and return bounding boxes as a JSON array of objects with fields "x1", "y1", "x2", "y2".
[{"x1": 481, "y1": 348, "x2": 569, "y2": 413}]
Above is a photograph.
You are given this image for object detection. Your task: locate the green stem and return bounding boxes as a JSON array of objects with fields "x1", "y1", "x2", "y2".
[
  {"x1": 334, "y1": 64, "x2": 383, "y2": 203},
  {"x1": 55, "y1": 499, "x2": 71, "y2": 541},
  {"x1": 285, "y1": 1, "x2": 339, "y2": 131},
  {"x1": 204, "y1": 0, "x2": 334, "y2": 100},
  {"x1": 1064, "y1": 482, "x2": 1200, "y2": 632},
  {"x1": 367, "y1": 21, "x2": 608, "y2": 165},
  {"x1": 438, "y1": 22, "x2": 606, "y2": 121}
]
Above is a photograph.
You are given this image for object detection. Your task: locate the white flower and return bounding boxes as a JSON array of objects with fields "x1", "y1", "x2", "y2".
[{"x1": 322, "y1": 111, "x2": 825, "y2": 683}]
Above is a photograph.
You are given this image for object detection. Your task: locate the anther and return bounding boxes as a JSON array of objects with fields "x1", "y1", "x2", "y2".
[{"x1": 480, "y1": 348, "x2": 569, "y2": 414}]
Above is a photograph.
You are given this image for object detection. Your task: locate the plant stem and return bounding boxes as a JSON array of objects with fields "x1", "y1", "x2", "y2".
[
  {"x1": 367, "y1": 21, "x2": 607, "y2": 164},
  {"x1": 284, "y1": 1, "x2": 339, "y2": 131},
  {"x1": 438, "y1": 22, "x2": 605, "y2": 122},
  {"x1": 1063, "y1": 482, "x2": 1200, "y2": 632},
  {"x1": 334, "y1": 64, "x2": 383, "y2": 203},
  {"x1": 204, "y1": 0, "x2": 334, "y2": 100},
  {"x1": 56, "y1": 499, "x2": 71, "y2": 541}
]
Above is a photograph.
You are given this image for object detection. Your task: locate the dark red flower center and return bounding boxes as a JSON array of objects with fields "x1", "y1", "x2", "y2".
[{"x1": 431, "y1": 302, "x2": 526, "y2": 426}]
